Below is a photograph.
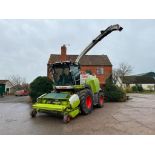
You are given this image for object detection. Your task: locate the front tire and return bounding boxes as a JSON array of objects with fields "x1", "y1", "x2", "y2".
[
  {"x1": 63, "y1": 115, "x2": 71, "y2": 123},
  {"x1": 79, "y1": 89, "x2": 93, "y2": 115},
  {"x1": 31, "y1": 109, "x2": 37, "y2": 118}
]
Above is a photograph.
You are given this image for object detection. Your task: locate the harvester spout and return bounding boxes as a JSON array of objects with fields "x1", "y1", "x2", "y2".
[{"x1": 75, "y1": 24, "x2": 123, "y2": 63}]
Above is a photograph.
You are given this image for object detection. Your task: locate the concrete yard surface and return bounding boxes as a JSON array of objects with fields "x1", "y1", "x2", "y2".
[{"x1": 0, "y1": 94, "x2": 155, "y2": 135}]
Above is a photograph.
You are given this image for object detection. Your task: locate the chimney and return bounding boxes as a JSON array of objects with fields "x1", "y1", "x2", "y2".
[{"x1": 60, "y1": 44, "x2": 67, "y2": 61}]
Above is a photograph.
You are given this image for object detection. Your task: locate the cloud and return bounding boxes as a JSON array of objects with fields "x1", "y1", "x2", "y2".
[{"x1": 0, "y1": 19, "x2": 155, "y2": 82}]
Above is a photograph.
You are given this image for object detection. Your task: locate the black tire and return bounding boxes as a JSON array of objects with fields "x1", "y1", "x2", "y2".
[
  {"x1": 97, "y1": 91, "x2": 104, "y2": 108},
  {"x1": 63, "y1": 115, "x2": 71, "y2": 123},
  {"x1": 78, "y1": 89, "x2": 93, "y2": 115},
  {"x1": 31, "y1": 109, "x2": 37, "y2": 118}
]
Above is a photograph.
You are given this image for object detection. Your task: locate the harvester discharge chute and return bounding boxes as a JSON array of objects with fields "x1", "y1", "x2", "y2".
[{"x1": 31, "y1": 24, "x2": 123, "y2": 123}]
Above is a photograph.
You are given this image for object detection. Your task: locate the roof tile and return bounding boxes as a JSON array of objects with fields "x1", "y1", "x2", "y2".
[{"x1": 48, "y1": 54, "x2": 112, "y2": 66}]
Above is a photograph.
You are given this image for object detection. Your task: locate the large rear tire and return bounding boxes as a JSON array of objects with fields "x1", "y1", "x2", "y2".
[
  {"x1": 79, "y1": 89, "x2": 93, "y2": 115},
  {"x1": 97, "y1": 91, "x2": 104, "y2": 108}
]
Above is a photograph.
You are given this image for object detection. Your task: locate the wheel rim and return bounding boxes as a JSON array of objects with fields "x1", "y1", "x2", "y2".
[
  {"x1": 99, "y1": 96, "x2": 104, "y2": 105},
  {"x1": 86, "y1": 96, "x2": 92, "y2": 109}
]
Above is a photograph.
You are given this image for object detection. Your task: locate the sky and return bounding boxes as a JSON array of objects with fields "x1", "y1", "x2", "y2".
[{"x1": 0, "y1": 19, "x2": 155, "y2": 83}]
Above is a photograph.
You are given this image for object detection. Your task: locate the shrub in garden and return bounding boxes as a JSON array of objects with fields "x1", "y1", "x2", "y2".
[
  {"x1": 132, "y1": 85, "x2": 143, "y2": 92},
  {"x1": 104, "y1": 79, "x2": 126, "y2": 102},
  {"x1": 137, "y1": 85, "x2": 143, "y2": 92},
  {"x1": 125, "y1": 86, "x2": 132, "y2": 93},
  {"x1": 132, "y1": 86, "x2": 138, "y2": 92},
  {"x1": 147, "y1": 85, "x2": 154, "y2": 92},
  {"x1": 29, "y1": 76, "x2": 53, "y2": 102}
]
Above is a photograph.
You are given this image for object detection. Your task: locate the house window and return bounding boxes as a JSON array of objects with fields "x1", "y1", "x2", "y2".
[{"x1": 96, "y1": 68, "x2": 104, "y2": 75}]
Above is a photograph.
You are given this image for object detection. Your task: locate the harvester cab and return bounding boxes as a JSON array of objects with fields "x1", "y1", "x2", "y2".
[
  {"x1": 31, "y1": 24, "x2": 123, "y2": 123},
  {"x1": 51, "y1": 61, "x2": 80, "y2": 86}
]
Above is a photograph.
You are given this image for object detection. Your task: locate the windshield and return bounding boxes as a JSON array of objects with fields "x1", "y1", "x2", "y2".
[{"x1": 53, "y1": 65, "x2": 73, "y2": 86}]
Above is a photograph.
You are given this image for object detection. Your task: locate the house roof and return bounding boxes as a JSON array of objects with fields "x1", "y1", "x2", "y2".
[
  {"x1": 48, "y1": 54, "x2": 112, "y2": 66},
  {"x1": 134, "y1": 72, "x2": 155, "y2": 78},
  {"x1": 122, "y1": 76, "x2": 155, "y2": 84},
  {"x1": 0, "y1": 80, "x2": 14, "y2": 87},
  {"x1": 0, "y1": 80, "x2": 9, "y2": 84}
]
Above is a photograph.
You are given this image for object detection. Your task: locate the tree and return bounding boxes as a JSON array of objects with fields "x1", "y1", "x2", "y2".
[
  {"x1": 112, "y1": 68, "x2": 120, "y2": 84},
  {"x1": 8, "y1": 74, "x2": 28, "y2": 90},
  {"x1": 29, "y1": 76, "x2": 53, "y2": 102},
  {"x1": 117, "y1": 63, "x2": 133, "y2": 77},
  {"x1": 104, "y1": 79, "x2": 126, "y2": 102},
  {"x1": 113, "y1": 63, "x2": 133, "y2": 87}
]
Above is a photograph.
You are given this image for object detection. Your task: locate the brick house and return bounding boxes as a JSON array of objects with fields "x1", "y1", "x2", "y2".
[{"x1": 47, "y1": 45, "x2": 112, "y2": 87}]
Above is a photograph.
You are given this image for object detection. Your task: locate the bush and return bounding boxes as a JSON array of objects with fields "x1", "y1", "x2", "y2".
[
  {"x1": 147, "y1": 85, "x2": 154, "y2": 92},
  {"x1": 125, "y1": 87, "x2": 132, "y2": 93},
  {"x1": 104, "y1": 80, "x2": 126, "y2": 102},
  {"x1": 29, "y1": 76, "x2": 53, "y2": 102},
  {"x1": 137, "y1": 85, "x2": 143, "y2": 92},
  {"x1": 132, "y1": 86, "x2": 138, "y2": 92},
  {"x1": 132, "y1": 85, "x2": 143, "y2": 92}
]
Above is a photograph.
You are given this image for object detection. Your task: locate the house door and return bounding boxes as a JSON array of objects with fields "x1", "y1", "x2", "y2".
[
  {"x1": 6, "y1": 88, "x2": 9, "y2": 94},
  {"x1": 0, "y1": 84, "x2": 5, "y2": 96}
]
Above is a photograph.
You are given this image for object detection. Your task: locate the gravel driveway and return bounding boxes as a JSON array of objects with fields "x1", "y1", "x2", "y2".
[{"x1": 0, "y1": 94, "x2": 155, "y2": 134}]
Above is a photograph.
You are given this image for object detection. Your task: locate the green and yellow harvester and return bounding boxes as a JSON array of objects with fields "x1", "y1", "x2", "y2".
[{"x1": 30, "y1": 24, "x2": 123, "y2": 123}]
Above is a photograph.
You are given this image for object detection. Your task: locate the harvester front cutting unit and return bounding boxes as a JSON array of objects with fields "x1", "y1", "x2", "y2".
[{"x1": 31, "y1": 24, "x2": 123, "y2": 123}]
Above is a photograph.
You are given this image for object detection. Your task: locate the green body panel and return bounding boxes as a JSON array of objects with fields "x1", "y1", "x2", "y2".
[
  {"x1": 33, "y1": 103, "x2": 68, "y2": 112},
  {"x1": 70, "y1": 99, "x2": 80, "y2": 109},
  {"x1": 69, "y1": 94, "x2": 80, "y2": 109},
  {"x1": 73, "y1": 85, "x2": 85, "y2": 89},
  {"x1": 41, "y1": 92, "x2": 69, "y2": 100},
  {"x1": 85, "y1": 76, "x2": 100, "y2": 93},
  {"x1": 32, "y1": 92, "x2": 81, "y2": 118},
  {"x1": 33, "y1": 102, "x2": 80, "y2": 118},
  {"x1": 68, "y1": 108, "x2": 80, "y2": 118}
]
